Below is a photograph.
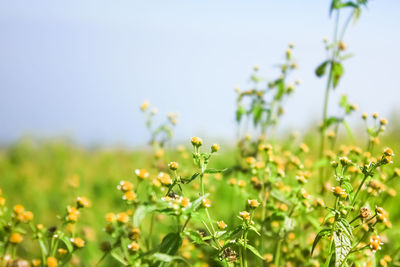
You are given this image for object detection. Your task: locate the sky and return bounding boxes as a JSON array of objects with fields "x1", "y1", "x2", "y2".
[{"x1": 0, "y1": 0, "x2": 399, "y2": 147}]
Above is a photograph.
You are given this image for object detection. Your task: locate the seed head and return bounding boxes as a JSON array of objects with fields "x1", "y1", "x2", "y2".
[
  {"x1": 360, "y1": 207, "x2": 371, "y2": 219},
  {"x1": 338, "y1": 41, "x2": 347, "y2": 51}
]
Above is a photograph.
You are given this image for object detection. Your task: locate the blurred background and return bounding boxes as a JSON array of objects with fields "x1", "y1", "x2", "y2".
[{"x1": 0, "y1": 0, "x2": 399, "y2": 146}]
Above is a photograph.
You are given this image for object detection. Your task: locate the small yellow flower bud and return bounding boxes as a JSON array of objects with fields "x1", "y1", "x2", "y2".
[
  {"x1": 211, "y1": 144, "x2": 220, "y2": 153},
  {"x1": 191, "y1": 137, "x2": 203, "y2": 147},
  {"x1": 168, "y1": 161, "x2": 179, "y2": 171}
]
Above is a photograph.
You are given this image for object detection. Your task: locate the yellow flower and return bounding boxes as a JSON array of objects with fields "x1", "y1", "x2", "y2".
[
  {"x1": 202, "y1": 198, "x2": 211, "y2": 208},
  {"x1": 180, "y1": 197, "x2": 191, "y2": 208},
  {"x1": 246, "y1": 157, "x2": 256, "y2": 165},
  {"x1": 264, "y1": 253, "x2": 273, "y2": 263},
  {"x1": 238, "y1": 180, "x2": 246, "y2": 188},
  {"x1": 71, "y1": 237, "x2": 85, "y2": 248},
  {"x1": 168, "y1": 162, "x2": 179, "y2": 171},
  {"x1": 135, "y1": 169, "x2": 149, "y2": 179},
  {"x1": 217, "y1": 221, "x2": 227, "y2": 229},
  {"x1": 118, "y1": 181, "x2": 133, "y2": 192},
  {"x1": 239, "y1": 211, "x2": 250, "y2": 221},
  {"x1": 77, "y1": 197, "x2": 91, "y2": 208},
  {"x1": 299, "y1": 143, "x2": 309, "y2": 153},
  {"x1": 248, "y1": 199, "x2": 260, "y2": 208},
  {"x1": 191, "y1": 137, "x2": 203, "y2": 147},
  {"x1": 0, "y1": 197, "x2": 5, "y2": 206},
  {"x1": 23, "y1": 211, "x2": 34, "y2": 222},
  {"x1": 384, "y1": 148, "x2": 394, "y2": 157},
  {"x1": 369, "y1": 235, "x2": 383, "y2": 252},
  {"x1": 128, "y1": 241, "x2": 140, "y2": 252},
  {"x1": 331, "y1": 186, "x2": 347, "y2": 198},
  {"x1": 155, "y1": 149, "x2": 164, "y2": 159},
  {"x1": 67, "y1": 206, "x2": 80, "y2": 222},
  {"x1": 123, "y1": 191, "x2": 137, "y2": 201},
  {"x1": 105, "y1": 213, "x2": 116, "y2": 223},
  {"x1": 47, "y1": 257, "x2": 58, "y2": 267},
  {"x1": 229, "y1": 178, "x2": 237, "y2": 186},
  {"x1": 140, "y1": 101, "x2": 150, "y2": 111},
  {"x1": 117, "y1": 212, "x2": 129, "y2": 224},
  {"x1": 57, "y1": 248, "x2": 67, "y2": 256},
  {"x1": 13, "y1": 204, "x2": 24, "y2": 215},
  {"x1": 31, "y1": 259, "x2": 41, "y2": 267},
  {"x1": 157, "y1": 172, "x2": 172, "y2": 186},
  {"x1": 10, "y1": 233, "x2": 23, "y2": 244}
]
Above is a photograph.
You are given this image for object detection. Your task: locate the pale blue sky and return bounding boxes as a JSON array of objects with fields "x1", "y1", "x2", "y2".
[{"x1": 0, "y1": 0, "x2": 399, "y2": 146}]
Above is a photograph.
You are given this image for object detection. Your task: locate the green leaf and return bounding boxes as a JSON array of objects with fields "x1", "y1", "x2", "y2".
[
  {"x1": 334, "y1": 230, "x2": 352, "y2": 267},
  {"x1": 110, "y1": 250, "x2": 128, "y2": 266},
  {"x1": 151, "y1": 253, "x2": 191, "y2": 265},
  {"x1": 185, "y1": 230, "x2": 204, "y2": 245},
  {"x1": 245, "y1": 244, "x2": 264, "y2": 260},
  {"x1": 183, "y1": 193, "x2": 210, "y2": 215},
  {"x1": 220, "y1": 225, "x2": 243, "y2": 240},
  {"x1": 182, "y1": 172, "x2": 200, "y2": 184},
  {"x1": 274, "y1": 79, "x2": 285, "y2": 101},
  {"x1": 332, "y1": 61, "x2": 344, "y2": 88},
  {"x1": 315, "y1": 60, "x2": 330, "y2": 77},
  {"x1": 59, "y1": 235, "x2": 74, "y2": 253},
  {"x1": 134, "y1": 205, "x2": 156, "y2": 228},
  {"x1": 325, "y1": 116, "x2": 339, "y2": 128},
  {"x1": 159, "y1": 233, "x2": 183, "y2": 255},
  {"x1": 311, "y1": 228, "x2": 331, "y2": 256},
  {"x1": 236, "y1": 105, "x2": 246, "y2": 123},
  {"x1": 252, "y1": 105, "x2": 263, "y2": 126},
  {"x1": 248, "y1": 225, "x2": 260, "y2": 236},
  {"x1": 204, "y1": 168, "x2": 228, "y2": 174}
]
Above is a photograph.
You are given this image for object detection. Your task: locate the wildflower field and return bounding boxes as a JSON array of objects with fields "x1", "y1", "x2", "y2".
[{"x1": 1, "y1": 1, "x2": 400, "y2": 267}]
